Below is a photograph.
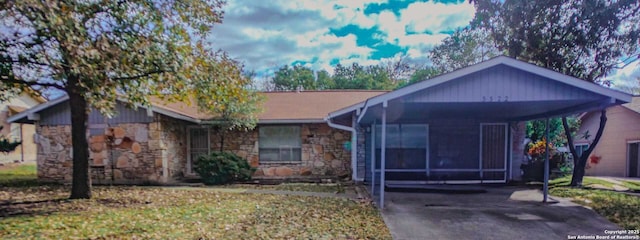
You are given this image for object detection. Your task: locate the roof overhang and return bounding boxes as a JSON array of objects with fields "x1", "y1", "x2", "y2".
[
  {"x1": 7, "y1": 95, "x2": 202, "y2": 124},
  {"x1": 327, "y1": 56, "x2": 632, "y2": 124}
]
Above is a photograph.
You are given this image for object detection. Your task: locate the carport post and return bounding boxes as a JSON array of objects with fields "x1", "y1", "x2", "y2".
[
  {"x1": 543, "y1": 118, "x2": 550, "y2": 203},
  {"x1": 371, "y1": 120, "x2": 376, "y2": 195},
  {"x1": 380, "y1": 102, "x2": 387, "y2": 208}
]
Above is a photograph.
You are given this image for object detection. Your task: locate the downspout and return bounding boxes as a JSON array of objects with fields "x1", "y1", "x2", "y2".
[{"x1": 325, "y1": 113, "x2": 361, "y2": 182}]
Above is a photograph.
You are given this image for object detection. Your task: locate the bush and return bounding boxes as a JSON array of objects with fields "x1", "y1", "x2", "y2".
[{"x1": 194, "y1": 152, "x2": 255, "y2": 185}]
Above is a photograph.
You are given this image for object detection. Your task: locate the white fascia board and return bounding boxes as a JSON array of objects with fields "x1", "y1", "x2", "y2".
[
  {"x1": 327, "y1": 102, "x2": 365, "y2": 119},
  {"x1": 7, "y1": 95, "x2": 69, "y2": 123},
  {"x1": 149, "y1": 106, "x2": 200, "y2": 123}
]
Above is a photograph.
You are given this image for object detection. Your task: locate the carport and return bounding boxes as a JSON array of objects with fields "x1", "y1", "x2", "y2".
[{"x1": 327, "y1": 56, "x2": 631, "y2": 207}]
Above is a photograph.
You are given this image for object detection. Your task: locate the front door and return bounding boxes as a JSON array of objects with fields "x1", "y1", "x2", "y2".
[
  {"x1": 480, "y1": 123, "x2": 508, "y2": 182},
  {"x1": 628, "y1": 142, "x2": 640, "y2": 177}
]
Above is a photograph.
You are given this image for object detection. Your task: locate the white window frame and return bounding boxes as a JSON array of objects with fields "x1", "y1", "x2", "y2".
[
  {"x1": 258, "y1": 125, "x2": 302, "y2": 162},
  {"x1": 574, "y1": 143, "x2": 589, "y2": 158}
]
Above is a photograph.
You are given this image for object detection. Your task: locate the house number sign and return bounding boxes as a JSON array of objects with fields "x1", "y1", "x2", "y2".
[{"x1": 482, "y1": 96, "x2": 509, "y2": 102}]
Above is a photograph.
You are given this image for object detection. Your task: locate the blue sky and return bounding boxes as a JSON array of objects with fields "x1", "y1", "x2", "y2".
[{"x1": 209, "y1": 0, "x2": 639, "y2": 87}]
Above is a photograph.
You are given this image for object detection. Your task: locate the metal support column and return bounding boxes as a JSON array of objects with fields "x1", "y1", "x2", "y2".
[
  {"x1": 371, "y1": 121, "x2": 376, "y2": 195},
  {"x1": 543, "y1": 118, "x2": 550, "y2": 203},
  {"x1": 379, "y1": 102, "x2": 387, "y2": 208}
]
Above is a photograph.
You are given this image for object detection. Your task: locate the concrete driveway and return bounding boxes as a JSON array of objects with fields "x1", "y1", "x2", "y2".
[{"x1": 378, "y1": 186, "x2": 620, "y2": 240}]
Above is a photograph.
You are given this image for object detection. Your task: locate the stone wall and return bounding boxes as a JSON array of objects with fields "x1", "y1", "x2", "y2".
[
  {"x1": 356, "y1": 125, "x2": 366, "y2": 181},
  {"x1": 210, "y1": 123, "x2": 351, "y2": 179},
  {"x1": 36, "y1": 114, "x2": 186, "y2": 184}
]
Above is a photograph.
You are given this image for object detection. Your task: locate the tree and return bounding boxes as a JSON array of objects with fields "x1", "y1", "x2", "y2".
[
  {"x1": 0, "y1": 0, "x2": 251, "y2": 199},
  {"x1": 192, "y1": 54, "x2": 263, "y2": 151},
  {"x1": 429, "y1": 27, "x2": 501, "y2": 73},
  {"x1": 271, "y1": 65, "x2": 317, "y2": 91},
  {"x1": 473, "y1": 0, "x2": 640, "y2": 186},
  {"x1": 402, "y1": 66, "x2": 441, "y2": 87},
  {"x1": 332, "y1": 63, "x2": 396, "y2": 90},
  {"x1": 0, "y1": 126, "x2": 21, "y2": 154}
]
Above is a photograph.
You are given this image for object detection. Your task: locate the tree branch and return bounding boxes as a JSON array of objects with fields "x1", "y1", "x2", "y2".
[
  {"x1": 111, "y1": 69, "x2": 168, "y2": 81},
  {"x1": 583, "y1": 109, "x2": 607, "y2": 158},
  {"x1": 1, "y1": 76, "x2": 65, "y2": 90},
  {"x1": 562, "y1": 116, "x2": 579, "y2": 162}
]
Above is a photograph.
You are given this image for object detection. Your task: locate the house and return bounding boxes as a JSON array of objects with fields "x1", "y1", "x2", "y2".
[
  {"x1": 8, "y1": 90, "x2": 385, "y2": 184},
  {"x1": 8, "y1": 56, "x2": 632, "y2": 203},
  {"x1": 576, "y1": 97, "x2": 640, "y2": 177},
  {"x1": 0, "y1": 89, "x2": 47, "y2": 164}
]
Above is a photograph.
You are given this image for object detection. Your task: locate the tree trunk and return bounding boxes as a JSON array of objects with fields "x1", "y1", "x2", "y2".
[
  {"x1": 562, "y1": 110, "x2": 607, "y2": 187},
  {"x1": 68, "y1": 85, "x2": 92, "y2": 199}
]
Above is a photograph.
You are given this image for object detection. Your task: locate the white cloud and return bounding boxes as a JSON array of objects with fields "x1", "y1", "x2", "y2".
[
  {"x1": 610, "y1": 61, "x2": 640, "y2": 89},
  {"x1": 210, "y1": 0, "x2": 475, "y2": 76}
]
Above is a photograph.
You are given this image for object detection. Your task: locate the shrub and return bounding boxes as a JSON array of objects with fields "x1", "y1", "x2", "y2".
[{"x1": 194, "y1": 152, "x2": 255, "y2": 185}]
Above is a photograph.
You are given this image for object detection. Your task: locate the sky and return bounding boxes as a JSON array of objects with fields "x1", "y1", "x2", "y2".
[{"x1": 208, "y1": 0, "x2": 639, "y2": 88}]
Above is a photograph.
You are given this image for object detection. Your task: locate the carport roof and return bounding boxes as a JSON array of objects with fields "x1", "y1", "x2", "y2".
[{"x1": 328, "y1": 56, "x2": 632, "y2": 124}]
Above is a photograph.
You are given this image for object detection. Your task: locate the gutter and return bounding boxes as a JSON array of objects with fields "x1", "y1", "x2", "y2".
[{"x1": 325, "y1": 114, "x2": 363, "y2": 182}]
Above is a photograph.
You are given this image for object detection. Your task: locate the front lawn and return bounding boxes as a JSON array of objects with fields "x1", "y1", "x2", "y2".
[
  {"x1": 0, "y1": 163, "x2": 38, "y2": 187},
  {"x1": 222, "y1": 183, "x2": 349, "y2": 193},
  {"x1": 0, "y1": 166, "x2": 390, "y2": 239},
  {"x1": 550, "y1": 178, "x2": 640, "y2": 230}
]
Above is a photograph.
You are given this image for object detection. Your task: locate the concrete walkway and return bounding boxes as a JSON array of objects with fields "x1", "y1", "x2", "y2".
[{"x1": 377, "y1": 186, "x2": 621, "y2": 240}]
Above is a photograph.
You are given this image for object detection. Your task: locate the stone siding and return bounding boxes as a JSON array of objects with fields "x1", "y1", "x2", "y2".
[
  {"x1": 210, "y1": 123, "x2": 351, "y2": 178},
  {"x1": 36, "y1": 114, "x2": 186, "y2": 184}
]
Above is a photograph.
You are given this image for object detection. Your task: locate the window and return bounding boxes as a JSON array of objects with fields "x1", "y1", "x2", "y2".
[
  {"x1": 259, "y1": 126, "x2": 301, "y2": 162},
  {"x1": 9, "y1": 123, "x2": 21, "y2": 141},
  {"x1": 574, "y1": 144, "x2": 589, "y2": 158}
]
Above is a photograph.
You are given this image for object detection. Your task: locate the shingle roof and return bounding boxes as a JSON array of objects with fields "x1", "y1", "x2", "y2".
[
  {"x1": 258, "y1": 91, "x2": 387, "y2": 121},
  {"x1": 150, "y1": 90, "x2": 388, "y2": 121}
]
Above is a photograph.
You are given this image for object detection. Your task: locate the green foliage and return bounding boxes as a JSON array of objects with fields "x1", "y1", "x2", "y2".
[
  {"x1": 472, "y1": 0, "x2": 640, "y2": 83},
  {"x1": 0, "y1": 186, "x2": 390, "y2": 239},
  {"x1": 549, "y1": 187, "x2": 640, "y2": 230},
  {"x1": 0, "y1": 138, "x2": 21, "y2": 154},
  {"x1": 0, "y1": 1, "x2": 254, "y2": 198},
  {"x1": 272, "y1": 65, "x2": 317, "y2": 91},
  {"x1": 268, "y1": 56, "x2": 414, "y2": 91},
  {"x1": 0, "y1": 163, "x2": 38, "y2": 187},
  {"x1": 332, "y1": 63, "x2": 397, "y2": 90},
  {"x1": 0, "y1": 126, "x2": 21, "y2": 154},
  {"x1": 429, "y1": 27, "x2": 502, "y2": 73},
  {"x1": 402, "y1": 66, "x2": 442, "y2": 86},
  {"x1": 194, "y1": 152, "x2": 255, "y2": 185},
  {"x1": 526, "y1": 118, "x2": 579, "y2": 145}
]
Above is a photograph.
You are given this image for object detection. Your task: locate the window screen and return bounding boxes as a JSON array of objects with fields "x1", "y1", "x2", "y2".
[{"x1": 259, "y1": 126, "x2": 301, "y2": 161}]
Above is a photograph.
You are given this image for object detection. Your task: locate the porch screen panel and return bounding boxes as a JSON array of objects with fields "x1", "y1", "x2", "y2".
[
  {"x1": 481, "y1": 124, "x2": 507, "y2": 181},
  {"x1": 189, "y1": 128, "x2": 209, "y2": 172},
  {"x1": 429, "y1": 119, "x2": 479, "y2": 169},
  {"x1": 374, "y1": 124, "x2": 426, "y2": 170}
]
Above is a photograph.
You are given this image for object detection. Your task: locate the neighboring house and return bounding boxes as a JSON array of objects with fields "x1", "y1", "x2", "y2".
[
  {"x1": 576, "y1": 97, "x2": 640, "y2": 177},
  {"x1": 8, "y1": 57, "x2": 632, "y2": 194},
  {"x1": 0, "y1": 90, "x2": 46, "y2": 164}
]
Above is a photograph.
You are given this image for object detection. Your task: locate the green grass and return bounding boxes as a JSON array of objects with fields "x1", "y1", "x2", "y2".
[
  {"x1": 550, "y1": 187, "x2": 640, "y2": 230},
  {"x1": 550, "y1": 176, "x2": 640, "y2": 230},
  {"x1": 550, "y1": 176, "x2": 640, "y2": 191},
  {"x1": 0, "y1": 164, "x2": 39, "y2": 187}
]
